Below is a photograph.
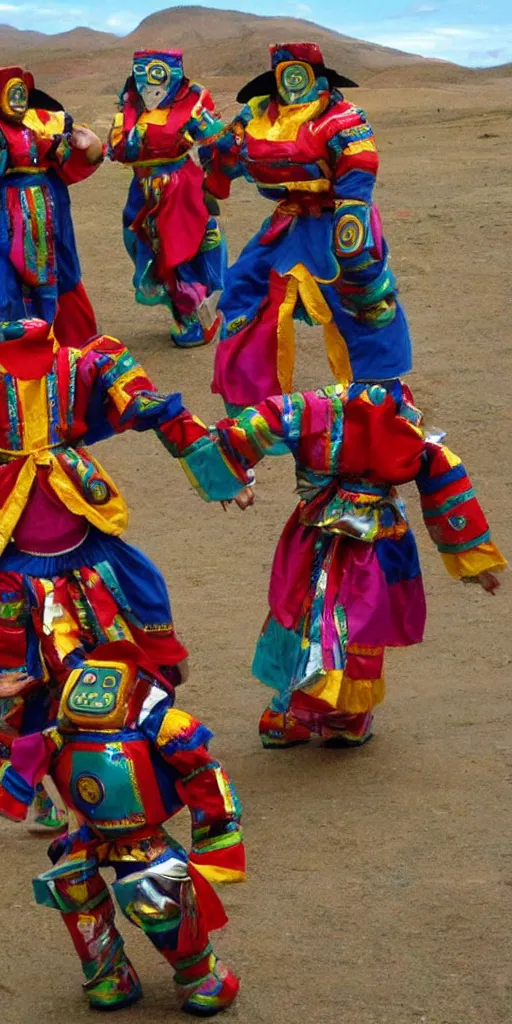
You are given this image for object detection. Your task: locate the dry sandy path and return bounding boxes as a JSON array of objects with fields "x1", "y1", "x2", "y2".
[{"x1": 1, "y1": 79, "x2": 511, "y2": 1024}]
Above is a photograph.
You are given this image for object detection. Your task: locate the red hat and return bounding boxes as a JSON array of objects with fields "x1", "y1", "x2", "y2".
[
  {"x1": 0, "y1": 65, "x2": 34, "y2": 94},
  {"x1": 269, "y1": 42, "x2": 325, "y2": 68},
  {"x1": 133, "y1": 49, "x2": 183, "y2": 60},
  {"x1": 0, "y1": 65, "x2": 63, "y2": 117}
]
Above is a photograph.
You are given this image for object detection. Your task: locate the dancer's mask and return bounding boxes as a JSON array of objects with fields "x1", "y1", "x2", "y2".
[
  {"x1": 132, "y1": 50, "x2": 184, "y2": 110},
  {"x1": 272, "y1": 43, "x2": 329, "y2": 105},
  {"x1": 0, "y1": 66, "x2": 33, "y2": 122},
  {"x1": 237, "y1": 42, "x2": 358, "y2": 106}
]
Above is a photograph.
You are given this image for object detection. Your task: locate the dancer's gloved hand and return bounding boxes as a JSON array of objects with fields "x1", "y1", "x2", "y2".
[
  {"x1": 462, "y1": 571, "x2": 502, "y2": 595},
  {"x1": 0, "y1": 670, "x2": 34, "y2": 698}
]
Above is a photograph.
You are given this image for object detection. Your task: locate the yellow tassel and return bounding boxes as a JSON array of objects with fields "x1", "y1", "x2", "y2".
[
  {"x1": 276, "y1": 276, "x2": 299, "y2": 392},
  {"x1": 324, "y1": 321, "x2": 352, "y2": 387}
]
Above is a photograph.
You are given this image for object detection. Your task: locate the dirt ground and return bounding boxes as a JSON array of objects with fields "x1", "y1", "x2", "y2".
[{"x1": 1, "y1": 77, "x2": 512, "y2": 1024}]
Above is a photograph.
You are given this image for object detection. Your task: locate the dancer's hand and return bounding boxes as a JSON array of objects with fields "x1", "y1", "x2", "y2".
[
  {"x1": 0, "y1": 670, "x2": 34, "y2": 697},
  {"x1": 71, "y1": 125, "x2": 104, "y2": 164},
  {"x1": 234, "y1": 486, "x2": 254, "y2": 510},
  {"x1": 463, "y1": 571, "x2": 501, "y2": 595},
  {"x1": 221, "y1": 486, "x2": 254, "y2": 512}
]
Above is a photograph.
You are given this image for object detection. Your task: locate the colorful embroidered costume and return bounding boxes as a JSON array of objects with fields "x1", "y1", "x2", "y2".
[
  {"x1": 0, "y1": 319, "x2": 245, "y2": 683},
  {"x1": 0, "y1": 66, "x2": 103, "y2": 347},
  {"x1": 108, "y1": 50, "x2": 226, "y2": 347},
  {"x1": 0, "y1": 663, "x2": 67, "y2": 832},
  {"x1": 199, "y1": 42, "x2": 411, "y2": 414},
  {"x1": 0, "y1": 640, "x2": 244, "y2": 1015},
  {"x1": 171, "y1": 382, "x2": 505, "y2": 746}
]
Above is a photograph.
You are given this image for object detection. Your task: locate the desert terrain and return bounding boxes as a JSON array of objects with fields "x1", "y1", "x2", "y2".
[{"x1": 1, "y1": 8, "x2": 512, "y2": 1023}]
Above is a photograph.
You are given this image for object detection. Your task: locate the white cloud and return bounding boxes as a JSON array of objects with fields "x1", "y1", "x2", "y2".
[
  {"x1": 342, "y1": 19, "x2": 512, "y2": 65},
  {"x1": 433, "y1": 27, "x2": 488, "y2": 37},
  {"x1": 105, "y1": 11, "x2": 139, "y2": 31},
  {"x1": 391, "y1": 2, "x2": 440, "y2": 17},
  {"x1": 285, "y1": 0, "x2": 312, "y2": 16},
  {"x1": 0, "y1": 1, "x2": 82, "y2": 11},
  {"x1": 34, "y1": 5, "x2": 78, "y2": 13}
]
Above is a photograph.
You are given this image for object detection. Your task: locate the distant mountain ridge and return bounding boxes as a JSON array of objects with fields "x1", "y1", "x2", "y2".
[
  {"x1": 0, "y1": 23, "x2": 118, "y2": 48},
  {"x1": 1, "y1": 5, "x2": 510, "y2": 95},
  {"x1": 0, "y1": 5, "x2": 445, "y2": 77}
]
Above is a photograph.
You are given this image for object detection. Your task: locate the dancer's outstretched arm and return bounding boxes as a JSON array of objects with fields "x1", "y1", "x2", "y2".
[
  {"x1": 416, "y1": 440, "x2": 506, "y2": 590},
  {"x1": 79, "y1": 334, "x2": 250, "y2": 501}
]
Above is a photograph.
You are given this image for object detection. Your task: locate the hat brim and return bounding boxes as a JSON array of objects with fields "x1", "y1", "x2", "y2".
[
  {"x1": 28, "y1": 88, "x2": 64, "y2": 112},
  {"x1": 237, "y1": 65, "x2": 358, "y2": 104}
]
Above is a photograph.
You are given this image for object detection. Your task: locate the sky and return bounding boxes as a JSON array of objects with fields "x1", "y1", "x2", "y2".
[{"x1": 1, "y1": 0, "x2": 511, "y2": 67}]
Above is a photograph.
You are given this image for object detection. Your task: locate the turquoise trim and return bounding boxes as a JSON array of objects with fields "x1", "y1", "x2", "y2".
[
  {"x1": 423, "y1": 488, "x2": 475, "y2": 519},
  {"x1": 224, "y1": 402, "x2": 244, "y2": 418},
  {"x1": 46, "y1": 369, "x2": 61, "y2": 445},
  {"x1": 5, "y1": 374, "x2": 22, "y2": 451},
  {"x1": 252, "y1": 616, "x2": 306, "y2": 708},
  {"x1": 437, "y1": 529, "x2": 490, "y2": 554},
  {"x1": 181, "y1": 439, "x2": 246, "y2": 502},
  {"x1": 329, "y1": 396, "x2": 344, "y2": 477}
]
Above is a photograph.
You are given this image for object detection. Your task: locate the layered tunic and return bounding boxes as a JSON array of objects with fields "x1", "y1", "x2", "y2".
[
  {"x1": 200, "y1": 92, "x2": 411, "y2": 411},
  {"x1": 173, "y1": 381, "x2": 505, "y2": 723},
  {"x1": 0, "y1": 319, "x2": 244, "y2": 681},
  {"x1": 0, "y1": 108, "x2": 100, "y2": 346},
  {"x1": 109, "y1": 82, "x2": 226, "y2": 345}
]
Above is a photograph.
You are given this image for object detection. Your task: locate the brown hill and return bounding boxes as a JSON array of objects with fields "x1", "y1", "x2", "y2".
[
  {"x1": 0, "y1": 24, "x2": 117, "y2": 54},
  {"x1": 0, "y1": 4, "x2": 481, "y2": 101},
  {"x1": 483, "y1": 62, "x2": 512, "y2": 78},
  {"x1": 126, "y1": 6, "x2": 426, "y2": 76},
  {"x1": 367, "y1": 62, "x2": 478, "y2": 89},
  {"x1": 0, "y1": 23, "x2": 47, "y2": 47}
]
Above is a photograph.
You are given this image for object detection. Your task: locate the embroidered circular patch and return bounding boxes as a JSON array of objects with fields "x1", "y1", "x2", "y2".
[
  {"x1": 75, "y1": 774, "x2": 105, "y2": 807},
  {"x1": 367, "y1": 384, "x2": 387, "y2": 406},
  {"x1": 335, "y1": 213, "x2": 365, "y2": 257},
  {"x1": 88, "y1": 479, "x2": 110, "y2": 505},
  {"x1": 448, "y1": 515, "x2": 467, "y2": 531}
]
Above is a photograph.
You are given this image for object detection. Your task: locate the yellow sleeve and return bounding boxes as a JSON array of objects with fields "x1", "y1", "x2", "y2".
[{"x1": 441, "y1": 540, "x2": 507, "y2": 580}]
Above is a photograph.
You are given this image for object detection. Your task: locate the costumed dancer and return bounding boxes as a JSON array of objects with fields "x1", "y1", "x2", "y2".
[
  {"x1": 108, "y1": 50, "x2": 227, "y2": 348},
  {"x1": 166, "y1": 381, "x2": 505, "y2": 747},
  {"x1": 0, "y1": 66, "x2": 103, "y2": 346},
  {"x1": 0, "y1": 318, "x2": 249, "y2": 691},
  {"x1": 199, "y1": 42, "x2": 411, "y2": 415},
  {"x1": 0, "y1": 639, "x2": 244, "y2": 1015},
  {"x1": 0, "y1": 667, "x2": 66, "y2": 831}
]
